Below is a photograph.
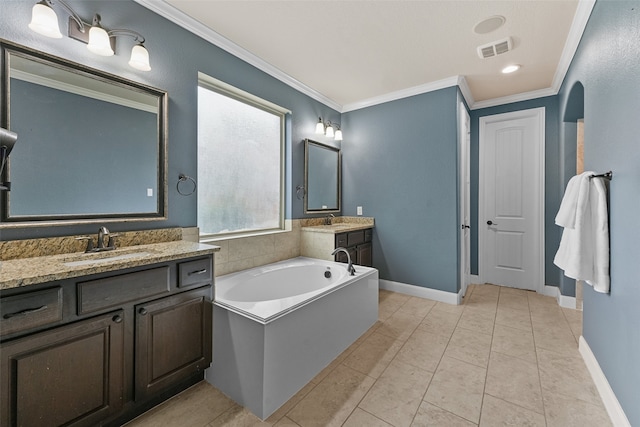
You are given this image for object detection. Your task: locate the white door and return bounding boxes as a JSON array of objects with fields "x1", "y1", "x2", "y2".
[
  {"x1": 459, "y1": 104, "x2": 471, "y2": 296},
  {"x1": 479, "y1": 108, "x2": 544, "y2": 291}
]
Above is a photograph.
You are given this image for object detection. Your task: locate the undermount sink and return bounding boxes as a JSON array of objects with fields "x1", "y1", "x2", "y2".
[{"x1": 62, "y1": 248, "x2": 158, "y2": 267}]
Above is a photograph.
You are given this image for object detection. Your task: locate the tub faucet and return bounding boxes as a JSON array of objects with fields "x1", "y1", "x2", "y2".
[
  {"x1": 331, "y1": 247, "x2": 356, "y2": 276},
  {"x1": 325, "y1": 214, "x2": 335, "y2": 225}
]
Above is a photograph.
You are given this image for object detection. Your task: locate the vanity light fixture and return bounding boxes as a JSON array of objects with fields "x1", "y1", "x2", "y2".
[
  {"x1": 314, "y1": 117, "x2": 343, "y2": 141},
  {"x1": 28, "y1": 0, "x2": 151, "y2": 71}
]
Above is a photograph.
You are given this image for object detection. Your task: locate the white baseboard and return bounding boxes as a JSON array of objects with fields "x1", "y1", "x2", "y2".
[
  {"x1": 579, "y1": 336, "x2": 631, "y2": 427},
  {"x1": 543, "y1": 285, "x2": 577, "y2": 309},
  {"x1": 467, "y1": 274, "x2": 480, "y2": 284},
  {"x1": 379, "y1": 279, "x2": 461, "y2": 305}
]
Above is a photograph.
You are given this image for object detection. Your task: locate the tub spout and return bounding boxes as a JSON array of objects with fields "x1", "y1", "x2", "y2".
[{"x1": 331, "y1": 247, "x2": 356, "y2": 276}]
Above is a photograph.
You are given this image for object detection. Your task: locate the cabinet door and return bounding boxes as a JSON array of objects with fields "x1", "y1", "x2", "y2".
[
  {"x1": 0, "y1": 311, "x2": 124, "y2": 427},
  {"x1": 135, "y1": 287, "x2": 212, "y2": 400},
  {"x1": 357, "y1": 242, "x2": 373, "y2": 267}
]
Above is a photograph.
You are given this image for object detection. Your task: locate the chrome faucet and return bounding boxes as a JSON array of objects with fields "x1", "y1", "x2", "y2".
[
  {"x1": 331, "y1": 247, "x2": 356, "y2": 276},
  {"x1": 97, "y1": 226, "x2": 110, "y2": 249},
  {"x1": 324, "y1": 214, "x2": 335, "y2": 225}
]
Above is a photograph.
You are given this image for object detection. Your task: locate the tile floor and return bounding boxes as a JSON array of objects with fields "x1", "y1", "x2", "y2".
[{"x1": 126, "y1": 284, "x2": 611, "y2": 427}]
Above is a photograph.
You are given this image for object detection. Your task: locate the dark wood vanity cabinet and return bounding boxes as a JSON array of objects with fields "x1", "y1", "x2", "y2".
[
  {"x1": 135, "y1": 286, "x2": 212, "y2": 400},
  {"x1": 1, "y1": 311, "x2": 125, "y2": 427},
  {"x1": 0, "y1": 255, "x2": 214, "y2": 427},
  {"x1": 334, "y1": 228, "x2": 373, "y2": 267}
]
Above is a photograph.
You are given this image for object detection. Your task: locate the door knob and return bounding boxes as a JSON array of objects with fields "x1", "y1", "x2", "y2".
[
  {"x1": 487, "y1": 220, "x2": 498, "y2": 226},
  {"x1": 461, "y1": 224, "x2": 470, "y2": 229}
]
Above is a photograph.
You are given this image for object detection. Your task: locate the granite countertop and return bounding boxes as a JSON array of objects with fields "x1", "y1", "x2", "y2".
[
  {"x1": 301, "y1": 223, "x2": 374, "y2": 234},
  {"x1": 0, "y1": 241, "x2": 220, "y2": 290}
]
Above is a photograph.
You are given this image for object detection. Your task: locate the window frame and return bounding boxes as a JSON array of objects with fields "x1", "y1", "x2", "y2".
[{"x1": 197, "y1": 72, "x2": 289, "y2": 240}]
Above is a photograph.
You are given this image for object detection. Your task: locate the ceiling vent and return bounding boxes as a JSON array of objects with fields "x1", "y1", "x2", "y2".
[{"x1": 477, "y1": 37, "x2": 513, "y2": 59}]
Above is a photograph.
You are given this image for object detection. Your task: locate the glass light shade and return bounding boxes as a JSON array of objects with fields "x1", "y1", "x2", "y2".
[
  {"x1": 29, "y1": 3, "x2": 63, "y2": 39},
  {"x1": 501, "y1": 64, "x2": 520, "y2": 74},
  {"x1": 325, "y1": 126, "x2": 334, "y2": 138},
  {"x1": 315, "y1": 119, "x2": 325, "y2": 135},
  {"x1": 87, "y1": 26, "x2": 114, "y2": 56},
  {"x1": 334, "y1": 129, "x2": 343, "y2": 141},
  {"x1": 129, "y1": 44, "x2": 151, "y2": 71}
]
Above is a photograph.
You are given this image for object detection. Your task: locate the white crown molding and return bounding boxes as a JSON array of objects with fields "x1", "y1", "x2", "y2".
[
  {"x1": 471, "y1": 87, "x2": 558, "y2": 110},
  {"x1": 550, "y1": 0, "x2": 597, "y2": 93},
  {"x1": 341, "y1": 76, "x2": 461, "y2": 113},
  {"x1": 456, "y1": 75, "x2": 475, "y2": 109},
  {"x1": 133, "y1": 0, "x2": 342, "y2": 112}
]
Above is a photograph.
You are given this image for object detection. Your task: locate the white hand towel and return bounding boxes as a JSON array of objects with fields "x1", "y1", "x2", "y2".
[
  {"x1": 554, "y1": 172, "x2": 594, "y2": 279},
  {"x1": 553, "y1": 171, "x2": 610, "y2": 293},
  {"x1": 586, "y1": 177, "x2": 610, "y2": 293}
]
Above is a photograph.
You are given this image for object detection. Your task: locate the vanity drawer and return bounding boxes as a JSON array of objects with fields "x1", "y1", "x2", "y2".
[
  {"x1": 178, "y1": 258, "x2": 212, "y2": 288},
  {"x1": 77, "y1": 267, "x2": 170, "y2": 315},
  {"x1": 1, "y1": 287, "x2": 63, "y2": 337},
  {"x1": 347, "y1": 230, "x2": 365, "y2": 246},
  {"x1": 336, "y1": 233, "x2": 348, "y2": 247}
]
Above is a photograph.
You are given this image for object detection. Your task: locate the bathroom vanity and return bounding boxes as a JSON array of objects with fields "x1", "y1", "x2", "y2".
[
  {"x1": 300, "y1": 217, "x2": 374, "y2": 267},
  {"x1": 0, "y1": 240, "x2": 217, "y2": 427}
]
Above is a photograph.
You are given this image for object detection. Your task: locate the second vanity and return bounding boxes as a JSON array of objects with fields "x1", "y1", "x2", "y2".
[
  {"x1": 0, "y1": 237, "x2": 219, "y2": 427},
  {"x1": 300, "y1": 217, "x2": 374, "y2": 267}
]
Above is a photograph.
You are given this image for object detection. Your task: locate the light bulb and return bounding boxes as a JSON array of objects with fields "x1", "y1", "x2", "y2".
[
  {"x1": 87, "y1": 26, "x2": 114, "y2": 56},
  {"x1": 315, "y1": 118, "x2": 325, "y2": 134},
  {"x1": 129, "y1": 44, "x2": 151, "y2": 71},
  {"x1": 29, "y1": 2, "x2": 62, "y2": 39}
]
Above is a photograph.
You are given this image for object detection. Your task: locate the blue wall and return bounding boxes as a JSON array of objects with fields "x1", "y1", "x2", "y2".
[
  {"x1": 558, "y1": 0, "x2": 640, "y2": 423},
  {"x1": 0, "y1": 0, "x2": 340, "y2": 240},
  {"x1": 342, "y1": 87, "x2": 460, "y2": 293},
  {"x1": 469, "y1": 96, "x2": 563, "y2": 290}
]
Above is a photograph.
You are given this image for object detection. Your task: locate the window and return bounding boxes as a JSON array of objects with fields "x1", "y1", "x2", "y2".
[{"x1": 197, "y1": 73, "x2": 287, "y2": 238}]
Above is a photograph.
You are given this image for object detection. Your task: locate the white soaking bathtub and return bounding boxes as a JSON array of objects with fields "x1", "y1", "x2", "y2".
[{"x1": 205, "y1": 257, "x2": 379, "y2": 420}]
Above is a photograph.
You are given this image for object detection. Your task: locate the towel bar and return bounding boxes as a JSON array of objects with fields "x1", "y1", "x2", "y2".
[{"x1": 589, "y1": 171, "x2": 613, "y2": 180}]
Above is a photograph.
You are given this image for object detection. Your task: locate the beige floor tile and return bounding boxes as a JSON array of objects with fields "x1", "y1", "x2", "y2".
[
  {"x1": 379, "y1": 290, "x2": 410, "y2": 319},
  {"x1": 532, "y1": 323, "x2": 579, "y2": 355},
  {"x1": 537, "y1": 348, "x2": 602, "y2": 406},
  {"x1": 359, "y1": 359, "x2": 433, "y2": 426},
  {"x1": 417, "y1": 309, "x2": 461, "y2": 337},
  {"x1": 411, "y1": 402, "x2": 477, "y2": 427},
  {"x1": 543, "y1": 391, "x2": 612, "y2": 427},
  {"x1": 497, "y1": 293, "x2": 530, "y2": 310},
  {"x1": 444, "y1": 327, "x2": 492, "y2": 368},
  {"x1": 431, "y1": 301, "x2": 466, "y2": 314},
  {"x1": 395, "y1": 328, "x2": 450, "y2": 373},
  {"x1": 126, "y1": 382, "x2": 235, "y2": 427},
  {"x1": 376, "y1": 310, "x2": 424, "y2": 342},
  {"x1": 208, "y1": 404, "x2": 270, "y2": 426},
  {"x1": 272, "y1": 417, "x2": 301, "y2": 427},
  {"x1": 495, "y1": 306, "x2": 532, "y2": 332},
  {"x1": 287, "y1": 364, "x2": 375, "y2": 427},
  {"x1": 457, "y1": 309, "x2": 496, "y2": 335},
  {"x1": 343, "y1": 408, "x2": 393, "y2": 427},
  {"x1": 479, "y1": 394, "x2": 546, "y2": 427},
  {"x1": 491, "y1": 324, "x2": 537, "y2": 364},
  {"x1": 472, "y1": 284, "x2": 501, "y2": 297},
  {"x1": 424, "y1": 356, "x2": 486, "y2": 424},
  {"x1": 485, "y1": 351, "x2": 544, "y2": 415},
  {"x1": 398, "y1": 296, "x2": 437, "y2": 318},
  {"x1": 342, "y1": 331, "x2": 404, "y2": 378}
]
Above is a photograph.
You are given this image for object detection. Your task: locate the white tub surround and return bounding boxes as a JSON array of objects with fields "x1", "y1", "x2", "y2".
[{"x1": 206, "y1": 257, "x2": 379, "y2": 420}]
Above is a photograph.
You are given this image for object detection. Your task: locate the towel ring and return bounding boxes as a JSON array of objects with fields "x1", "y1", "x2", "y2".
[{"x1": 177, "y1": 174, "x2": 197, "y2": 196}]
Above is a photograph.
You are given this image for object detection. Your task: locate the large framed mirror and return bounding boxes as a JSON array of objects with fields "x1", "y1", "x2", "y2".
[
  {"x1": 0, "y1": 40, "x2": 168, "y2": 227},
  {"x1": 304, "y1": 138, "x2": 341, "y2": 214}
]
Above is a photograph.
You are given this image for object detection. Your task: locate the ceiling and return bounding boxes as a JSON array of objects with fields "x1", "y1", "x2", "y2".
[{"x1": 138, "y1": 0, "x2": 592, "y2": 112}]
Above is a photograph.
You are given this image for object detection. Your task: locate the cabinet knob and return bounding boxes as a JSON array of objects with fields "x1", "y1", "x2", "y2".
[
  {"x1": 112, "y1": 315, "x2": 123, "y2": 323},
  {"x1": 138, "y1": 308, "x2": 148, "y2": 316}
]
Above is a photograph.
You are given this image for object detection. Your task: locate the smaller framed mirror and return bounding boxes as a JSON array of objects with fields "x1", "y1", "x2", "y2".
[{"x1": 304, "y1": 139, "x2": 341, "y2": 214}]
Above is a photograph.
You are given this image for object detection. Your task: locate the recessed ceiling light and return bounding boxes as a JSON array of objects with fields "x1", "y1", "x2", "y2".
[
  {"x1": 502, "y1": 64, "x2": 521, "y2": 74},
  {"x1": 473, "y1": 15, "x2": 506, "y2": 34}
]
